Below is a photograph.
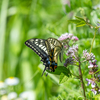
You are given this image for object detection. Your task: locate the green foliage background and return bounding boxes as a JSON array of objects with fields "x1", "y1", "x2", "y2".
[{"x1": 0, "y1": 0, "x2": 100, "y2": 99}]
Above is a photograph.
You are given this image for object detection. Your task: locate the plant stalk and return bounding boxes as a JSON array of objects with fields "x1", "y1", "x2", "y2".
[
  {"x1": 90, "y1": 29, "x2": 97, "y2": 54},
  {"x1": 79, "y1": 61, "x2": 86, "y2": 100}
]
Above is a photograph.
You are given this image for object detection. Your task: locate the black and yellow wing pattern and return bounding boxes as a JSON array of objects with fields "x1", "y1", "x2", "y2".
[{"x1": 25, "y1": 38, "x2": 63, "y2": 75}]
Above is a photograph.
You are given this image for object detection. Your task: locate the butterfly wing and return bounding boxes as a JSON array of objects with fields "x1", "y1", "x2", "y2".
[
  {"x1": 46, "y1": 38, "x2": 63, "y2": 62},
  {"x1": 25, "y1": 39, "x2": 51, "y2": 75},
  {"x1": 49, "y1": 48, "x2": 57, "y2": 72}
]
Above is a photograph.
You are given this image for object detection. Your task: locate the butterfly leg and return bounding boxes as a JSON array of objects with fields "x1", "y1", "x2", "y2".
[
  {"x1": 46, "y1": 73, "x2": 48, "y2": 76},
  {"x1": 42, "y1": 67, "x2": 46, "y2": 76}
]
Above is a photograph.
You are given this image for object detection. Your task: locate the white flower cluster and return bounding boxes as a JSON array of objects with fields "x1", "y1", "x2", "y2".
[
  {"x1": 66, "y1": 45, "x2": 78, "y2": 59},
  {"x1": 83, "y1": 50, "x2": 95, "y2": 62}
]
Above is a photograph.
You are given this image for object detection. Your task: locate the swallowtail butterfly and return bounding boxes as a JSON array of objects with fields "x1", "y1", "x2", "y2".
[{"x1": 25, "y1": 38, "x2": 63, "y2": 75}]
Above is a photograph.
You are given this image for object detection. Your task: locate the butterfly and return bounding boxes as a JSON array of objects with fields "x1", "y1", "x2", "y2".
[{"x1": 25, "y1": 38, "x2": 63, "y2": 75}]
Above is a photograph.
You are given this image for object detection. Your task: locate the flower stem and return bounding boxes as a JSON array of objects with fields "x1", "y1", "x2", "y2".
[
  {"x1": 78, "y1": 60, "x2": 86, "y2": 100},
  {"x1": 90, "y1": 28, "x2": 97, "y2": 54}
]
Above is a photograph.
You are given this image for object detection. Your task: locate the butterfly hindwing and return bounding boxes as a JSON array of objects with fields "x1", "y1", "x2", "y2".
[{"x1": 49, "y1": 48, "x2": 57, "y2": 72}]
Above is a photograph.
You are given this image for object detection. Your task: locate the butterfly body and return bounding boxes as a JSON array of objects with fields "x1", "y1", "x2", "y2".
[{"x1": 25, "y1": 38, "x2": 63, "y2": 75}]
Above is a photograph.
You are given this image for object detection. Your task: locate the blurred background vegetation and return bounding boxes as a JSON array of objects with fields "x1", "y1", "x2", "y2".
[{"x1": 0, "y1": 0, "x2": 100, "y2": 99}]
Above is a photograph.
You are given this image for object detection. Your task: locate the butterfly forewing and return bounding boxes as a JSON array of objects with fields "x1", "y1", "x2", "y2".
[
  {"x1": 25, "y1": 38, "x2": 52, "y2": 75},
  {"x1": 25, "y1": 39, "x2": 49, "y2": 58}
]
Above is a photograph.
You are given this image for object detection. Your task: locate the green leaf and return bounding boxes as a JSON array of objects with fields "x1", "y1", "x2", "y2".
[
  {"x1": 69, "y1": 16, "x2": 86, "y2": 27},
  {"x1": 76, "y1": 21, "x2": 86, "y2": 27},
  {"x1": 59, "y1": 73, "x2": 68, "y2": 84},
  {"x1": 69, "y1": 19, "x2": 86, "y2": 27},
  {"x1": 68, "y1": 19, "x2": 80, "y2": 24},
  {"x1": 47, "y1": 66, "x2": 71, "y2": 76},
  {"x1": 75, "y1": 16, "x2": 85, "y2": 22}
]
